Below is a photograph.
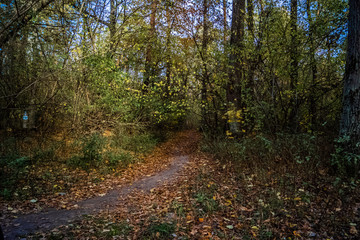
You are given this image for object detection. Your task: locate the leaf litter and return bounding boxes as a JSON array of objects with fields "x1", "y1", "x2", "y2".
[{"x1": 2, "y1": 130, "x2": 360, "y2": 239}]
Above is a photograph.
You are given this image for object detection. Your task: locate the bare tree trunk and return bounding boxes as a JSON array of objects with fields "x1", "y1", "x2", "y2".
[
  {"x1": 306, "y1": 0, "x2": 317, "y2": 130},
  {"x1": 226, "y1": 0, "x2": 245, "y2": 134},
  {"x1": 289, "y1": 0, "x2": 298, "y2": 131},
  {"x1": 223, "y1": 0, "x2": 227, "y2": 43},
  {"x1": 165, "y1": 1, "x2": 173, "y2": 96},
  {"x1": 109, "y1": 0, "x2": 117, "y2": 55},
  {"x1": 201, "y1": 0, "x2": 209, "y2": 128},
  {"x1": 246, "y1": 0, "x2": 255, "y2": 100},
  {"x1": 340, "y1": 0, "x2": 360, "y2": 146},
  {"x1": 144, "y1": 0, "x2": 157, "y2": 87},
  {"x1": 227, "y1": 0, "x2": 245, "y2": 109}
]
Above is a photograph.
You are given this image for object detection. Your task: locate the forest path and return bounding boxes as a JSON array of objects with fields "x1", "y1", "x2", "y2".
[{"x1": 3, "y1": 130, "x2": 201, "y2": 239}]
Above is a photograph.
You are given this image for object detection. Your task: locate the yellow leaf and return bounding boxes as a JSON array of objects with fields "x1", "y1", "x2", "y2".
[
  {"x1": 199, "y1": 218, "x2": 204, "y2": 223},
  {"x1": 294, "y1": 197, "x2": 301, "y2": 201},
  {"x1": 213, "y1": 196, "x2": 216, "y2": 200},
  {"x1": 251, "y1": 226, "x2": 259, "y2": 230}
]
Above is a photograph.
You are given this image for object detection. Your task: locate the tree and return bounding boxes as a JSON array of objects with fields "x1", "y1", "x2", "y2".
[
  {"x1": 339, "y1": 0, "x2": 360, "y2": 157},
  {"x1": 289, "y1": 0, "x2": 299, "y2": 130},
  {"x1": 0, "y1": 0, "x2": 55, "y2": 48},
  {"x1": 144, "y1": 0, "x2": 158, "y2": 87},
  {"x1": 227, "y1": 0, "x2": 245, "y2": 134}
]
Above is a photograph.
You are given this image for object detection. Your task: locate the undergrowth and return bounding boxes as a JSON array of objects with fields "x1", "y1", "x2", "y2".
[
  {"x1": 198, "y1": 132, "x2": 360, "y2": 239},
  {"x1": 0, "y1": 127, "x2": 161, "y2": 200}
]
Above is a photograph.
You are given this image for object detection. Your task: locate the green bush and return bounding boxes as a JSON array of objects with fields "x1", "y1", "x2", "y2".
[
  {"x1": 106, "y1": 152, "x2": 134, "y2": 168},
  {"x1": 0, "y1": 137, "x2": 31, "y2": 199},
  {"x1": 331, "y1": 135, "x2": 360, "y2": 177},
  {"x1": 67, "y1": 133, "x2": 105, "y2": 170},
  {"x1": 112, "y1": 130, "x2": 159, "y2": 154},
  {"x1": 202, "y1": 132, "x2": 319, "y2": 166}
]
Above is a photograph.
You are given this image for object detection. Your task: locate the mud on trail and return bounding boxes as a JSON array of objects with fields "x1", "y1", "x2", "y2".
[{"x1": 2, "y1": 130, "x2": 201, "y2": 239}]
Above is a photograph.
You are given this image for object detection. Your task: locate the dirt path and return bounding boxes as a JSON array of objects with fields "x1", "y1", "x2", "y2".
[{"x1": 3, "y1": 130, "x2": 200, "y2": 239}]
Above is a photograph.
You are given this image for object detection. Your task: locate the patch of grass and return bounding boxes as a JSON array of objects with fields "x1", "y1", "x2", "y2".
[
  {"x1": 140, "y1": 221, "x2": 176, "y2": 240},
  {"x1": 171, "y1": 200, "x2": 185, "y2": 217},
  {"x1": 194, "y1": 192, "x2": 218, "y2": 215},
  {"x1": 102, "y1": 221, "x2": 133, "y2": 238}
]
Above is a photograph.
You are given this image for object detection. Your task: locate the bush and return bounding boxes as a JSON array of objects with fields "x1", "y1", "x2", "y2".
[
  {"x1": 67, "y1": 133, "x2": 105, "y2": 170},
  {"x1": 106, "y1": 152, "x2": 134, "y2": 168},
  {"x1": 202, "y1": 132, "x2": 319, "y2": 167},
  {"x1": 331, "y1": 135, "x2": 360, "y2": 177},
  {"x1": 0, "y1": 137, "x2": 31, "y2": 199},
  {"x1": 111, "y1": 129, "x2": 159, "y2": 154}
]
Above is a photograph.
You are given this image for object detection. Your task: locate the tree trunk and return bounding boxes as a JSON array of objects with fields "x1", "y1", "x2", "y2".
[
  {"x1": 246, "y1": 0, "x2": 255, "y2": 101},
  {"x1": 227, "y1": 0, "x2": 245, "y2": 109},
  {"x1": 223, "y1": 0, "x2": 227, "y2": 43},
  {"x1": 340, "y1": 0, "x2": 360, "y2": 145},
  {"x1": 144, "y1": 0, "x2": 158, "y2": 87},
  {"x1": 165, "y1": 1, "x2": 173, "y2": 96},
  {"x1": 289, "y1": 0, "x2": 298, "y2": 131},
  {"x1": 306, "y1": 0, "x2": 317, "y2": 130},
  {"x1": 226, "y1": 0, "x2": 245, "y2": 134},
  {"x1": 201, "y1": 0, "x2": 209, "y2": 128},
  {"x1": 109, "y1": 0, "x2": 117, "y2": 54}
]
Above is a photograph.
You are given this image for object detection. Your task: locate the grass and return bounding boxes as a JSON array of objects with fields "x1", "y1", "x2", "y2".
[{"x1": 139, "y1": 221, "x2": 176, "y2": 239}]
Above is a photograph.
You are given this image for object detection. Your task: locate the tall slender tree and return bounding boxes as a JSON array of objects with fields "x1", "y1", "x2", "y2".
[
  {"x1": 144, "y1": 0, "x2": 158, "y2": 87},
  {"x1": 289, "y1": 0, "x2": 299, "y2": 130},
  {"x1": 306, "y1": 0, "x2": 317, "y2": 129},
  {"x1": 227, "y1": 0, "x2": 245, "y2": 133},
  {"x1": 201, "y1": 0, "x2": 210, "y2": 127}
]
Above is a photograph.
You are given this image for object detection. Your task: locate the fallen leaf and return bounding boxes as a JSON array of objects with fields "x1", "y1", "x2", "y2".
[{"x1": 350, "y1": 226, "x2": 358, "y2": 235}]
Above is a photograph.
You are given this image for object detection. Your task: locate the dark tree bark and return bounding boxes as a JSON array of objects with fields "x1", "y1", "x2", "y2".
[
  {"x1": 289, "y1": 0, "x2": 299, "y2": 130},
  {"x1": 306, "y1": 0, "x2": 317, "y2": 129},
  {"x1": 246, "y1": 0, "x2": 255, "y2": 100},
  {"x1": 109, "y1": 0, "x2": 117, "y2": 54},
  {"x1": 227, "y1": 0, "x2": 245, "y2": 110},
  {"x1": 223, "y1": 0, "x2": 227, "y2": 43},
  {"x1": 340, "y1": 0, "x2": 360, "y2": 146},
  {"x1": 226, "y1": 0, "x2": 245, "y2": 134},
  {"x1": 165, "y1": 1, "x2": 173, "y2": 96},
  {"x1": 144, "y1": 0, "x2": 158, "y2": 87},
  {"x1": 201, "y1": 0, "x2": 210, "y2": 127}
]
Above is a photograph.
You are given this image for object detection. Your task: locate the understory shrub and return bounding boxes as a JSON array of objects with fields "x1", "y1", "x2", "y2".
[
  {"x1": 0, "y1": 138, "x2": 31, "y2": 199},
  {"x1": 67, "y1": 129, "x2": 159, "y2": 171},
  {"x1": 202, "y1": 132, "x2": 320, "y2": 168},
  {"x1": 332, "y1": 135, "x2": 360, "y2": 177},
  {"x1": 67, "y1": 133, "x2": 105, "y2": 170}
]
